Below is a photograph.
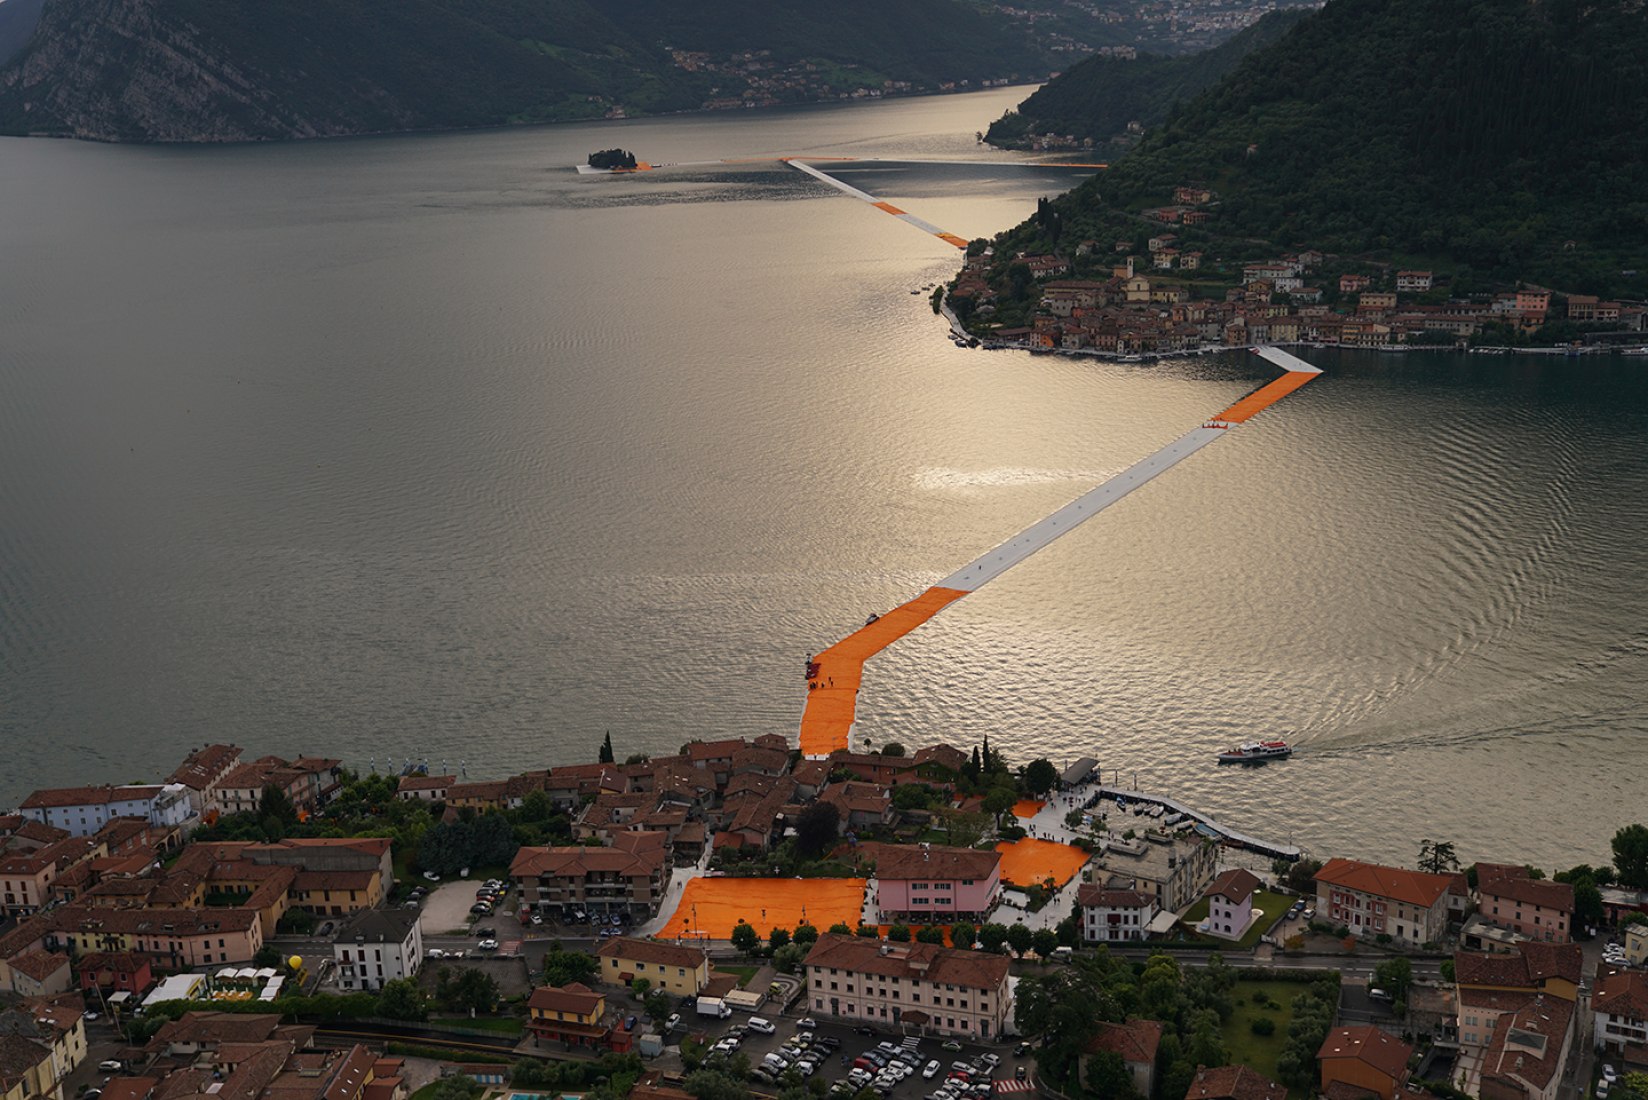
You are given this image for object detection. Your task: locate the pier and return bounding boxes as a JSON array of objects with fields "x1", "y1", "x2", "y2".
[{"x1": 1097, "y1": 783, "x2": 1303, "y2": 862}]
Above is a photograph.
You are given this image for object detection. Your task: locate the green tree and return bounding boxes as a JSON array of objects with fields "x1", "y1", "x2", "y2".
[
  {"x1": 1023, "y1": 759, "x2": 1059, "y2": 796},
  {"x1": 769, "y1": 927, "x2": 791, "y2": 950},
  {"x1": 793, "y1": 923, "x2": 819, "y2": 946},
  {"x1": 880, "y1": 743, "x2": 906, "y2": 757},
  {"x1": 376, "y1": 978, "x2": 428, "y2": 1021},
  {"x1": 684, "y1": 1068, "x2": 751, "y2": 1100},
  {"x1": 938, "y1": 809, "x2": 990, "y2": 848},
  {"x1": 772, "y1": 943, "x2": 807, "y2": 974},
  {"x1": 599, "y1": 731, "x2": 615, "y2": 764},
  {"x1": 253, "y1": 945, "x2": 282, "y2": 969},
  {"x1": 429, "y1": 1077, "x2": 482, "y2": 1100},
  {"x1": 1374, "y1": 957, "x2": 1412, "y2": 1001},
  {"x1": 1031, "y1": 928, "x2": 1060, "y2": 959},
  {"x1": 542, "y1": 945, "x2": 599, "y2": 987},
  {"x1": 982, "y1": 787, "x2": 1017, "y2": 827},
  {"x1": 645, "y1": 990, "x2": 672, "y2": 1024},
  {"x1": 731, "y1": 921, "x2": 760, "y2": 955},
  {"x1": 828, "y1": 922, "x2": 854, "y2": 936},
  {"x1": 1006, "y1": 923, "x2": 1035, "y2": 956},
  {"x1": 916, "y1": 925, "x2": 945, "y2": 945},
  {"x1": 259, "y1": 783, "x2": 299, "y2": 836},
  {"x1": 887, "y1": 923, "x2": 911, "y2": 942},
  {"x1": 1417, "y1": 839, "x2": 1461, "y2": 874},
  {"x1": 1085, "y1": 1051, "x2": 1138, "y2": 1099},
  {"x1": 891, "y1": 784, "x2": 935, "y2": 812},
  {"x1": 1614, "y1": 824, "x2": 1648, "y2": 889},
  {"x1": 978, "y1": 923, "x2": 1008, "y2": 953},
  {"x1": 795, "y1": 802, "x2": 841, "y2": 859},
  {"x1": 949, "y1": 922, "x2": 977, "y2": 950}
]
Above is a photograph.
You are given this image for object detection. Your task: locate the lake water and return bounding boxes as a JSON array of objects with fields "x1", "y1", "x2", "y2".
[{"x1": 2, "y1": 88, "x2": 1644, "y2": 871}]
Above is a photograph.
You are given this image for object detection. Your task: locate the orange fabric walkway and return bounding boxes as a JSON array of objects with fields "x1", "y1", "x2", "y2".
[
  {"x1": 798, "y1": 586, "x2": 971, "y2": 756},
  {"x1": 658, "y1": 877, "x2": 867, "y2": 940},
  {"x1": 1011, "y1": 799, "x2": 1046, "y2": 820},
  {"x1": 1213, "y1": 369, "x2": 1318, "y2": 424},
  {"x1": 994, "y1": 837, "x2": 1091, "y2": 888}
]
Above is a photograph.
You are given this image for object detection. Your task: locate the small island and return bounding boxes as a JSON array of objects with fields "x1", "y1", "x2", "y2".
[{"x1": 587, "y1": 148, "x2": 639, "y2": 171}]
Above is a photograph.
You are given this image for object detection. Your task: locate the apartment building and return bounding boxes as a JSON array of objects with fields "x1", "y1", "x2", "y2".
[
  {"x1": 510, "y1": 845, "x2": 670, "y2": 919},
  {"x1": 1094, "y1": 830, "x2": 1218, "y2": 912},
  {"x1": 332, "y1": 908, "x2": 422, "y2": 993},
  {"x1": 873, "y1": 845, "x2": 1001, "y2": 923},
  {"x1": 1475, "y1": 863, "x2": 1574, "y2": 944},
  {"x1": 1075, "y1": 885, "x2": 1158, "y2": 944},
  {"x1": 595, "y1": 938, "x2": 709, "y2": 998},
  {"x1": 803, "y1": 934, "x2": 1012, "y2": 1039},
  {"x1": 18, "y1": 785, "x2": 193, "y2": 838},
  {"x1": 1593, "y1": 970, "x2": 1648, "y2": 1069},
  {"x1": 1313, "y1": 858, "x2": 1458, "y2": 947}
]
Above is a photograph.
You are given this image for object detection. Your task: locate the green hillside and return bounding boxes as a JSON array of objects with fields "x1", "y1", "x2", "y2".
[
  {"x1": 986, "y1": 0, "x2": 1648, "y2": 299},
  {"x1": 984, "y1": 9, "x2": 1310, "y2": 149},
  {"x1": 0, "y1": 0, "x2": 1053, "y2": 142}
]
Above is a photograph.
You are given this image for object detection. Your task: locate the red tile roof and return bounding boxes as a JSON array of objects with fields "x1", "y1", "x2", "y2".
[
  {"x1": 1185, "y1": 1064, "x2": 1288, "y2": 1100},
  {"x1": 596, "y1": 938, "x2": 708, "y2": 970},
  {"x1": 1206, "y1": 868, "x2": 1262, "y2": 906},
  {"x1": 528, "y1": 983, "x2": 603, "y2": 1016},
  {"x1": 1595, "y1": 971, "x2": 1648, "y2": 1020},
  {"x1": 1075, "y1": 885, "x2": 1157, "y2": 909},
  {"x1": 801, "y1": 934, "x2": 1009, "y2": 992},
  {"x1": 1314, "y1": 858, "x2": 1456, "y2": 908},
  {"x1": 1475, "y1": 864, "x2": 1574, "y2": 912},
  {"x1": 1083, "y1": 1019, "x2": 1162, "y2": 1065},
  {"x1": 1453, "y1": 943, "x2": 1582, "y2": 990},
  {"x1": 868, "y1": 844, "x2": 1000, "y2": 882},
  {"x1": 1317, "y1": 1025, "x2": 1412, "y2": 1081}
]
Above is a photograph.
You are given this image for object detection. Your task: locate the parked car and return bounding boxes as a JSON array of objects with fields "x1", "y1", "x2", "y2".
[
  {"x1": 1014, "y1": 1042, "x2": 1032, "y2": 1057},
  {"x1": 477, "y1": 939, "x2": 499, "y2": 950},
  {"x1": 1302, "y1": 907, "x2": 1316, "y2": 919},
  {"x1": 797, "y1": 1017, "x2": 818, "y2": 1030},
  {"x1": 748, "y1": 1017, "x2": 777, "y2": 1035},
  {"x1": 473, "y1": 926, "x2": 496, "y2": 937},
  {"x1": 422, "y1": 871, "x2": 440, "y2": 881},
  {"x1": 978, "y1": 1053, "x2": 1001, "y2": 1069},
  {"x1": 1368, "y1": 987, "x2": 1393, "y2": 1002},
  {"x1": 923, "y1": 1060, "x2": 942, "y2": 1079},
  {"x1": 426, "y1": 948, "x2": 444, "y2": 959},
  {"x1": 98, "y1": 1061, "x2": 125, "y2": 1073},
  {"x1": 1602, "y1": 1066, "x2": 1619, "y2": 1082},
  {"x1": 1015, "y1": 1067, "x2": 1027, "y2": 1081},
  {"x1": 665, "y1": 1013, "x2": 681, "y2": 1031},
  {"x1": 941, "y1": 1039, "x2": 962, "y2": 1052}
]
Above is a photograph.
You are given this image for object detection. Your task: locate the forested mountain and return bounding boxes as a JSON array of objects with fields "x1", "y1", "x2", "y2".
[
  {"x1": 0, "y1": 0, "x2": 45, "y2": 65},
  {"x1": 987, "y1": 0, "x2": 1648, "y2": 298},
  {"x1": 984, "y1": 9, "x2": 1310, "y2": 149},
  {"x1": 0, "y1": 0, "x2": 1055, "y2": 142}
]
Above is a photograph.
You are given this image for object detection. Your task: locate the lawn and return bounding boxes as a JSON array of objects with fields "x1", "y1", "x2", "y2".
[
  {"x1": 1179, "y1": 891, "x2": 1295, "y2": 949},
  {"x1": 1224, "y1": 980, "x2": 1306, "y2": 1096},
  {"x1": 432, "y1": 1014, "x2": 523, "y2": 1035}
]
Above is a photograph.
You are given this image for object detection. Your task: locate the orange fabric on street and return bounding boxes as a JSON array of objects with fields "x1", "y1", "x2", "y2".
[
  {"x1": 994, "y1": 837, "x2": 1090, "y2": 887},
  {"x1": 658, "y1": 877, "x2": 867, "y2": 940},
  {"x1": 798, "y1": 586, "x2": 971, "y2": 756},
  {"x1": 1011, "y1": 799, "x2": 1045, "y2": 820}
]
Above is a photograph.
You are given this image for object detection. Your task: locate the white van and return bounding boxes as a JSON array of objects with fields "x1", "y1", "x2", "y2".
[{"x1": 748, "y1": 1017, "x2": 777, "y2": 1035}]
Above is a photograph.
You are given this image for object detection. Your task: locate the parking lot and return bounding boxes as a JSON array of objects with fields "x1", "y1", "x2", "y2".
[{"x1": 676, "y1": 1012, "x2": 1035, "y2": 1100}]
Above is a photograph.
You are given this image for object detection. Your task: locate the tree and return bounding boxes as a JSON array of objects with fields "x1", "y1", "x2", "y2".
[
  {"x1": 938, "y1": 809, "x2": 990, "y2": 849},
  {"x1": 259, "y1": 783, "x2": 299, "y2": 836},
  {"x1": 772, "y1": 943, "x2": 807, "y2": 974},
  {"x1": 430, "y1": 1077, "x2": 482, "y2": 1100},
  {"x1": 1084, "y1": 1052, "x2": 1138, "y2": 1099},
  {"x1": 599, "y1": 731, "x2": 615, "y2": 764},
  {"x1": 880, "y1": 743, "x2": 906, "y2": 757},
  {"x1": 253, "y1": 945, "x2": 282, "y2": 969},
  {"x1": 683, "y1": 1068, "x2": 751, "y2": 1100},
  {"x1": 731, "y1": 922, "x2": 759, "y2": 955},
  {"x1": 1374, "y1": 957, "x2": 1412, "y2": 1001},
  {"x1": 892, "y1": 784, "x2": 934, "y2": 812},
  {"x1": 827, "y1": 923, "x2": 853, "y2": 936},
  {"x1": 793, "y1": 923, "x2": 819, "y2": 946},
  {"x1": 645, "y1": 990, "x2": 672, "y2": 1024},
  {"x1": 1024, "y1": 759, "x2": 1059, "y2": 796},
  {"x1": 887, "y1": 923, "x2": 912, "y2": 942},
  {"x1": 978, "y1": 923, "x2": 1008, "y2": 953},
  {"x1": 1031, "y1": 928, "x2": 1060, "y2": 959},
  {"x1": 1006, "y1": 923, "x2": 1035, "y2": 956},
  {"x1": 543, "y1": 945, "x2": 599, "y2": 987},
  {"x1": 435, "y1": 968, "x2": 499, "y2": 1014},
  {"x1": 1417, "y1": 839, "x2": 1460, "y2": 874},
  {"x1": 795, "y1": 802, "x2": 841, "y2": 858},
  {"x1": 376, "y1": 978, "x2": 428, "y2": 1020},
  {"x1": 769, "y1": 927, "x2": 791, "y2": 950},
  {"x1": 1614, "y1": 824, "x2": 1648, "y2": 889},
  {"x1": 982, "y1": 787, "x2": 1017, "y2": 827},
  {"x1": 856, "y1": 924, "x2": 880, "y2": 937},
  {"x1": 949, "y1": 922, "x2": 977, "y2": 950},
  {"x1": 916, "y1": 925, "x2": 946, "y2": 945}
]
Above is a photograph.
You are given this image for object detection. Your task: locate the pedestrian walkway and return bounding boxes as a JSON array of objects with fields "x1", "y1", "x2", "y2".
[{"x1": 793, "y1": 347, "x2": 1324, "y2": 757}]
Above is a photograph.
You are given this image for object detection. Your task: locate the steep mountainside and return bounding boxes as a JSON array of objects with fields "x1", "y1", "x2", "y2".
[
  {"x1": 987, "y1": 0, "x2": 1648, "y2": 298},
  {"x1": 984, "y1": 9, "x2": 1310, "y2": 149},
  {"x1": 0, "y1": 0, "x2": 1055, "y2": 142},
  {"x1": 0, "y1": 0, "x2": 46, "y2": 65}
]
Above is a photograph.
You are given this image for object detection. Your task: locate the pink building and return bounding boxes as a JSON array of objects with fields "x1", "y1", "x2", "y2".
[
  {"x1": 1203, "y1": 868, "x2": 1262, "y2": 941},
  {"x1": 1475, "y1": 863, "x2": 1573, "y2": 943},
  {"x1": 873, "y1": 845, "x2": 1001, "y2": 923}
]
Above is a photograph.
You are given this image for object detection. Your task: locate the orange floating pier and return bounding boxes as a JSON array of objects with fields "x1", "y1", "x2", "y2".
[{"x1": 994, "y1": 837, "x2": 1091, "y2": 888}]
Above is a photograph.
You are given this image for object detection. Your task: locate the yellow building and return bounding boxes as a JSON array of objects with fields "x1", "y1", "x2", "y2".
[
  {"x1": 527, "y1": 983, "x2": 609, "y2": 1048},
  {"x1": 596, "y1": 938, "x2": 709, "y2": 997}
]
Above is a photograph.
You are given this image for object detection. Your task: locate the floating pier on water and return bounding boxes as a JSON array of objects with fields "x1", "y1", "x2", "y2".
[{"x1": 1098, "y1": 784, "x2": 1302, "y2": 862}]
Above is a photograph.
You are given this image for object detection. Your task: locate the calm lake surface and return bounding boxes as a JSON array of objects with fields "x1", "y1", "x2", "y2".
[{"x1": 2, "y1": 88, "x2": 1644, "y2": 870}]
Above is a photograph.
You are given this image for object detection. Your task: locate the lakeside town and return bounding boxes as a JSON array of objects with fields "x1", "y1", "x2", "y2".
[
  {"x1": 1, "y1": 739, "x2": 1645, "y2": 1100},
  {"x1": 946, "y1": 186, "x2": 1648, "y2": 358}
]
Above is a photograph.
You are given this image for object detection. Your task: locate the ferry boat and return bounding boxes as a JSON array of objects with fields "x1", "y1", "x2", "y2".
[{"x1": 1217, "y1": 739, "x2": 1293, "y2": 764}]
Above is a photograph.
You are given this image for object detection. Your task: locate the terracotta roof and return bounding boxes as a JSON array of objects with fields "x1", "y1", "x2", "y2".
[
  {"x1": 447, "y1": 780, "x2": 508, "y2": 802},
  {"x1": 801, "y1": 933, "x2": 1009, "y2": 992},
  {"x1": 6, "y1": 950, "x2": 68, "y2": 982},
  {"x1": 0, "y1": 1032, "x2": 52, "y2": 1087},
  {"x1": 76, "y1": 951, "x2": 150, "y2": 975},
  {"x1": 1075, "y1": 885, "x2": 1157, "y2": 909},
  {"x1": 166, "y1": 745, "x2": 242, "y2": 790},
  {"x1": 1206, "y1": 868, "x2": 1262, "y2": 905},
  {"x1": 1453, "y1": 943, "x2": 1582, "y2": 989},
  {"x1": 20, "y1": 785, "x2": 157, "y2": 809},
  {"x1": 510, "y1": 845, "x2": 665, "y2": 879},
  {"x1": 528, "y1": 983, "x2": 603, "y2": 1015},
  {"x1": 1184, "y1": 1064, "x2": 1287, "y2": 1100},
  {"x1": 1083, "y1": 1019, "x2": 1162, "y2": 1065},
  {"x1": 148, "y1": 1011, "x2": 288, "y2": 1047},
  {"x1": 1476, "y1": 864, "x2": 1574, "y2": 912},
  {"x1": 870, "y1": 844, "x2": 1000, "y2": 882},
  {"x1": 1595, "y1": 971, "x2": 1648, "y2": 1020},
  {"x1": 596, "y1": 938, "x2": 707, "y2": 970},
  {"x1": 1314, "y1": 858, "x2": 1456, "y2": 908},
  {"x1": 1317, "y1": 1025, "x2": 1413, "y2": 1080},
  {"x1": 395, "y1": 775, "x2": 454, "y2": 792},
  {"x1": 685, "y1": 739, "x2": 747, "y2": 763},
  {"x1": 1480, "y1": 993, "x2": 1573, "y2": 1093}
]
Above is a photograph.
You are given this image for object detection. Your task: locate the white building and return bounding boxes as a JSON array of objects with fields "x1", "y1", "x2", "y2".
[
  {"x1": 1075, "y1": 884, "x2": 1158, "y2": 943},
  {"x1": 333, "y1": 907, "x2": 422, "y2": 992},
  {"x1": 1593, "y1": 970, "x2": 1648, "y2": 1067},
  {"x1": 803, "y1": 934, "x2": 1011, "y2": 1039},
  {"x1": 1203, "y1": 868, "x2": 1262, "y2": 942},
  {"x1": 18, "y1": 784, "x2": 194, "y2": 836}
]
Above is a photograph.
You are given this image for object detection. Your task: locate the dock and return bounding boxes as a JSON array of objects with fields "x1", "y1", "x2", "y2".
[{"x1": 1096, "y1": 784, "x2": 1302, "y2": 862}]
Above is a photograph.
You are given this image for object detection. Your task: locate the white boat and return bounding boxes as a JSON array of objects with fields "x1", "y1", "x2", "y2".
[{"x1": 1217, "y1": 739, "x2": 1293, "y2": 764}]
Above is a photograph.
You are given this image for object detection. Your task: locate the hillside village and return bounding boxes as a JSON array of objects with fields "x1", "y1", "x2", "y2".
[
  {"x1": 1, "y1": 739, "x2": 1645, "y2": 1100},
  {"x1": 948, "y1": 186, "x2": 1648, "y2": 356}
]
